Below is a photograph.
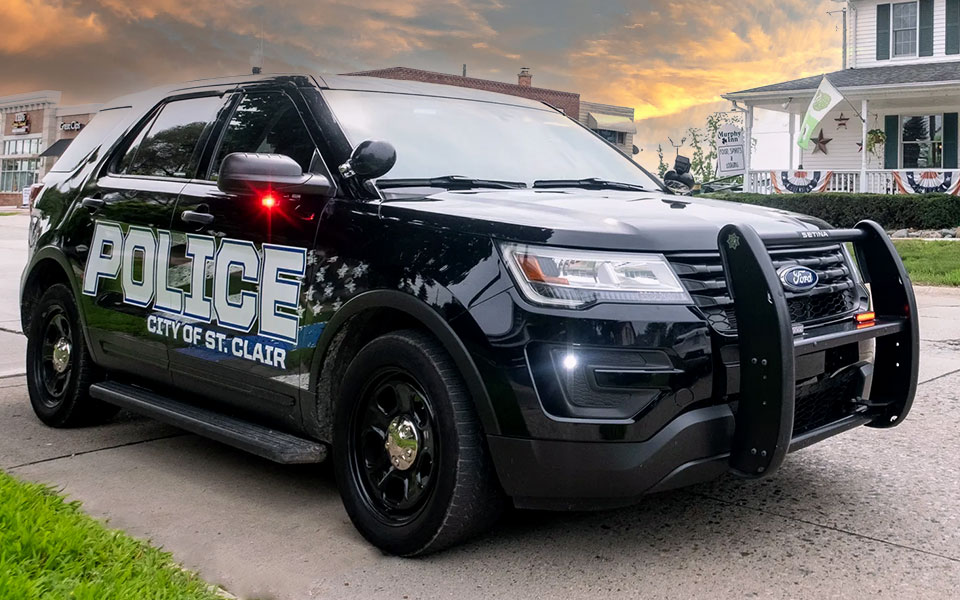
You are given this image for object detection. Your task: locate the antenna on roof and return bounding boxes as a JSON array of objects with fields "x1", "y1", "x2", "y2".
[{"x1": 251, "y1": 10, "x2": 264, "y2": 74}]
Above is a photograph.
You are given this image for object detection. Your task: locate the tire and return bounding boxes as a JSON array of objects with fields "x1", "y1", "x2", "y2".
[
  {"x1": 26, "y1": 283, "x2": 118, "y2": 427},
  {"x1": 333, "y1": 329, "x2": 504, "y2": 556}
]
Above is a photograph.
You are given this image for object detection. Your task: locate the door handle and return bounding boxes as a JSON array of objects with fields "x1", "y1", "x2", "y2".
[
  {"x1": 180, "y1": 210, "x2": 215, "y2": 225},
  {"x1": 81, "y1": 197, "x2": 104, "y2": 211}
]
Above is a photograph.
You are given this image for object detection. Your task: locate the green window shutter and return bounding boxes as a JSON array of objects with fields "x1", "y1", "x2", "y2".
[
  {"x1": 919, "y1": 0, "x2": 934, "y2": 56},
  {"x1": 877, "y1": 3, "x2": 891, "y2": 60},
  {"x1": 944, "y1": 113, "x2": 958, "y2": 169},
  {"x1": 884, "y1": 115, "x2": 899, "y2": 169},
  {"x1": 948, "y1": 0, "x2": 960, "y2": 55}
]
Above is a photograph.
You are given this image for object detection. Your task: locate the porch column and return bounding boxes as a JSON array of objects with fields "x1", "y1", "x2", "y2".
[
  {"x1": 860, "y1": 99, "x2": 869, "y2": 192},
  {"x1": 788, "y1": 112, "x2": 796, "y2": 169},
  {"x1": 744, "y1": 104, "x2": 754, "y2": 192}
]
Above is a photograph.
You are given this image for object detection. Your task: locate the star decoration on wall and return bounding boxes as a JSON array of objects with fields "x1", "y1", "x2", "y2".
[
  {"x1": 812, "y1": 130, "x2": 833, "y2": 155},
  {"x1": 834, "y1": 113, "x2": 850, "y2": 129},
  {"x1": 857, "y1": 142, "x2": 863, "y2": 153}
]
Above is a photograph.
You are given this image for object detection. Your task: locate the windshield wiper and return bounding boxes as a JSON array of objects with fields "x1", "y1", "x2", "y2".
[
  {"x1": 533, "y1": 177, "x2": 650, "y2": 192},
  {"x1": 376, "y1": 175, "x2": 527, "y2": 190}
]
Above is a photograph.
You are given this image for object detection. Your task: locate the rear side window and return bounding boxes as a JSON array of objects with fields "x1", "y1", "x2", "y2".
[
  {"x1": 210, "y1": 92, "x2": 317, "y2": 179},
  {"x1": 49, "y1": 107, "x2": 131, "y2": 173},
  {"x1": 116, "y1": 95, "x2": 225, "y2": 179}
]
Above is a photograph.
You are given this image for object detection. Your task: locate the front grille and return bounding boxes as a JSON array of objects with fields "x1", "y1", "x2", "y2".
[{"x1": 668, "y1": 244, "x2": 859, "y2": 334}]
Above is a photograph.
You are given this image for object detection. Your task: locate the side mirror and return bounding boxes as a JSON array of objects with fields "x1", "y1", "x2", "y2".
[
  {"x1": 338, "y1": 140, "x2": 396, "y2": 181},
  {"x1": 217, "y1": 153, "x2": 335, "y2": 196}
]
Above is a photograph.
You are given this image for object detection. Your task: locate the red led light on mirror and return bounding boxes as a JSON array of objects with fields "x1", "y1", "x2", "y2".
[{"x1": 260, "y1": 193, "x2": 277, "y2": 208}]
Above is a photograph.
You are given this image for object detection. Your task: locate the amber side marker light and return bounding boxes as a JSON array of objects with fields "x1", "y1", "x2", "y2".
[{"x1": 855, "y1": 311, "x2": 876, "y2": 327}]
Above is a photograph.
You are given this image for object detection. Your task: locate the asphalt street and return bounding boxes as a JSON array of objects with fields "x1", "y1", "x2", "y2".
[{"x1": 1, "y1": 211, "x2": 958, "y2": 599}]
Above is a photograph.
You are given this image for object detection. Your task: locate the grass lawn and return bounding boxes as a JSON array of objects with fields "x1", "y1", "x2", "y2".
[
  {"x1": 0, "y1": 470, "x2": 223, "y2": 600},
  {"x1": 893, "y1": 240, "x2": 960, "y2": 287},
  {"x1": 0, "y1": 211, "x2": 22, "y2": 216}
]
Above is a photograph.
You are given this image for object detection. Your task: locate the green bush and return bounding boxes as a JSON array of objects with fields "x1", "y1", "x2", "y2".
[{"x1": 702, "y1": 192, "x2": 960, "y2": 230}]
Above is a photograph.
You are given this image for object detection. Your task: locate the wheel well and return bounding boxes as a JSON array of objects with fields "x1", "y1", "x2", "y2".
[
  {"x1": 21, "y1": 258, "x2": 71, "y2": 333},
  {"x1": 312, "y1": 307, "x2": 432, "y2": 441}
]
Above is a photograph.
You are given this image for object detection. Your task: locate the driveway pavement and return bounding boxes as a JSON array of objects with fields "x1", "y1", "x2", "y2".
[{"x1": 1, "y1": 212, "x2": 959, "y2": 599}]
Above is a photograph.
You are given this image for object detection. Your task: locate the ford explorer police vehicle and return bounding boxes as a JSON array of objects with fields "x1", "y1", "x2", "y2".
[{"x1": 20, "y1": 74, "x2": 919, "y2": 556}]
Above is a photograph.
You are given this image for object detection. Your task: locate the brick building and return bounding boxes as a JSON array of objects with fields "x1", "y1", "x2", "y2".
[
  {"x1": 0, "y1": 90, "x2": 101, "y2": 206},
  {"x1": 344, "y1": 67, "x2": 637, "y2": 156}
]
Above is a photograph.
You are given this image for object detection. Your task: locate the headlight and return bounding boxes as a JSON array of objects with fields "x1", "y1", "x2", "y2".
[{"x1": 499, "y1": 243, "x2": 692, "y2": 308}]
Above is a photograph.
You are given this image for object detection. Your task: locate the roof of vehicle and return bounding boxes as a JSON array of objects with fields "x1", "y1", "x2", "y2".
[{"x1": 96, "y1": 73, "x2": 554, "y2": 115}]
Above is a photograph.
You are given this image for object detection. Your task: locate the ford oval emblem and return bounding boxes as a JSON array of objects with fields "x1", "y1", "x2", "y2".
[{"x1": 778, "y1": 265, "x2": 819, "y2": 293}]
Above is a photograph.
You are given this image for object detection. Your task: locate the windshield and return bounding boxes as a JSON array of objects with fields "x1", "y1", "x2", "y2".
[{"x1": 322, "y1": 89, "x2": 660, "y2": 190}]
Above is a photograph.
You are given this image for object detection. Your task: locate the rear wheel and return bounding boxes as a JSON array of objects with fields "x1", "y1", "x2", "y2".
[
  {"x1": 333, "y1": 329, "x2": 504, "y2": 556},
  {"x1": 26, "y1": 284, "x2": 118, "y2": 427}
]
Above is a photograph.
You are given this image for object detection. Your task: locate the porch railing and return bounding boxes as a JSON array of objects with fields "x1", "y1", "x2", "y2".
[{"x1": 747, "y1": 170, "x2": 909, "y2": 195}]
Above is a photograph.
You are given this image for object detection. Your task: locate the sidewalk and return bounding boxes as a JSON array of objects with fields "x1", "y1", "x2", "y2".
[{"x1": 0, "y1": 212, "x2": 29, "y2": 376}]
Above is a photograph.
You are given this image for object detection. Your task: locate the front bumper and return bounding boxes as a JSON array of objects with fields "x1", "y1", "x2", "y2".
[
  {"x1": 490, "y1": 408, "x2": 872, "y2": 511},
  {"x1": 483, "y1": 220, "x2": 918, "y2": 507}
]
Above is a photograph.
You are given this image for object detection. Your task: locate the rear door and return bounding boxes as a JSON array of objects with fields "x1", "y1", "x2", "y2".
[
  {"x1": 80, "y1": 93, "x2": 229, "y2": 384},
  {"x1": 167, "y1": 85, "x2": 328, "y2": 424}
]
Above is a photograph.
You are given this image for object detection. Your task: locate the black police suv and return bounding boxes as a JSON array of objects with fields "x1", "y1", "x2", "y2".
[{"x1": 21, "y1": 74, "x2": 919, "y2": 556}]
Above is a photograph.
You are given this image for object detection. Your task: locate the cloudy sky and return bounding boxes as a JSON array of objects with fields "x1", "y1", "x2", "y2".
[{"x1": 5, "y1": 0, "x2": 843, "y2": 168}]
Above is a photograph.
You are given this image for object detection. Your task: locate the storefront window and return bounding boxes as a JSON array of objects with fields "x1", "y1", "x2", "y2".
[
  {"x1": 3, "y1": 138, "x2": 42, "y2": 156},
  {"x1": 901, "y1": 115, "x2": 942, "y2": 169},
  {"x1": 0, "y1": 158, "x2": 39, "y2": 192}
]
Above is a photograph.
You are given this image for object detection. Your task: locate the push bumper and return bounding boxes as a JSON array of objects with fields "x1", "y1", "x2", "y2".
[{"x1": 489, "y1": 220, "x2": 918, "y2": 509}]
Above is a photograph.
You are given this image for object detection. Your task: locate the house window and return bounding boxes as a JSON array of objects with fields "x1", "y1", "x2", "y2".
[
  {"x1": 3, "y1": 138, "x2": 41, "y2": 156},
  {"x1": 892, "y1": 2, "x2": 918, "y2": 57},
  {"x1": 0, "y1": 158, "x2": 40, "y2": 192},
  {"x1": 596, "y1": 129, "x2": 626, "y2": 145},
  {"x1": 901, "y1": 115, "x2": 942, "y2": 168}
]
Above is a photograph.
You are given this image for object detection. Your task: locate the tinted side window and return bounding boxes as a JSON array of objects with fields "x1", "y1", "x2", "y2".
[
  {"x1": 211, "y1": 92, "x2": 317, "y2": 178},
  {"x1": 118, "y1": 96, "x2": 225, "y2": 179}
]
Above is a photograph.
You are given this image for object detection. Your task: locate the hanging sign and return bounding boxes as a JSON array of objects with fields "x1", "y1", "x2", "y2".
[
  {"x1": 715, "y1": 123, "x2": 745, "y2": 177},
  {"x1": 12, "y1": 112, "x2": 30, "y2": 134}
]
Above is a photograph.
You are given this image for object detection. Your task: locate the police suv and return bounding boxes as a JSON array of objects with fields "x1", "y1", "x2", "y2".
[{"x1": 21, "y1": 74, "x2": 918, "y2": 556}]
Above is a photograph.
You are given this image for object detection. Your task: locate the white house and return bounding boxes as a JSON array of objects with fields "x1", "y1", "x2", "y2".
[{"x1": 724, "y1": 0, "x2": 960, "y2": 194}]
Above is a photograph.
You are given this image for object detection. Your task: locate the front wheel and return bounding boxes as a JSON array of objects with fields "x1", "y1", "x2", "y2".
[
  {"x1": 26, "y1": 283, "x2": 118, "y2": 427},
  {"x1": 333, "y1": 329, "x2": 504, "y2": 556}
]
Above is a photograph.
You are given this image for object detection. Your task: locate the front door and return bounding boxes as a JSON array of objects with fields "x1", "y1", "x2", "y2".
[
  {"x1": 166, "y1": 87, "x2": 328, "y2": 425},
  {"x1": 79, "y1": 93, "x2": 228, "y2": 384}
]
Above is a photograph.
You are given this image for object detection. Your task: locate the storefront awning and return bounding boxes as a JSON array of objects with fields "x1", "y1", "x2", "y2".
[
  {"x1": 39, "y1": 138, "x2": 73, "y2": 158},
  {"x1": 587, "y1": 113, "x2": 635, "y2": 134}
]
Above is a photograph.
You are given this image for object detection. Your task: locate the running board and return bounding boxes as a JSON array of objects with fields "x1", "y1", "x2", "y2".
[{"x1": 89, "y1": 381, "x2": 327, "y2": 464}]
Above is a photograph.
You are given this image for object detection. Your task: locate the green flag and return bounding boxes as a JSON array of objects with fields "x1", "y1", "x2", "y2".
[{"x1": 797, "y1": 77, "x2": 844, "y2": 151}]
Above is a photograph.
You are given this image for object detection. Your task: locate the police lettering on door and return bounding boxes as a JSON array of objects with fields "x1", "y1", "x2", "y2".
[{"x1": 82, "y1": 221, "x2": 306, "y2": 369}]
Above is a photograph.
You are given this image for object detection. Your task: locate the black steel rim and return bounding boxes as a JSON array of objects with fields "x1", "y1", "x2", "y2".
[
  {"x1": 348, "y1": 367, "x2": 439, "y2": 526},
  {"x1": 35, "y1": 307, "x2": 73, "y2": 404}
]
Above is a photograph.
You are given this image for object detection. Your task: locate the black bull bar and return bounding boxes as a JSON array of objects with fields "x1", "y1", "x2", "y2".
[{"x1": 717, "y1": 220, "x2": 919, "y2": 479}]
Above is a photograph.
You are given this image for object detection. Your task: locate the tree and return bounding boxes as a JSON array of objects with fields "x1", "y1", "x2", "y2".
[{"x1": 656, "y1": 144, "x2": 668, "y2": 178}]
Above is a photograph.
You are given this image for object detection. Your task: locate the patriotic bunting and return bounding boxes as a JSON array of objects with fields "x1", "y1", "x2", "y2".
[
  {"x1": 770, "y1": 171, "x2": 834, "y2": 194},
  {"x1": 892, "y1": 171, "x2": 960, "y2": 195}
]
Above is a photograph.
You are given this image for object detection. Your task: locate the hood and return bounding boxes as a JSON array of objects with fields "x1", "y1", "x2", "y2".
[{"x1": 378, "y1": 188, "x2": 831, "y2": 252}]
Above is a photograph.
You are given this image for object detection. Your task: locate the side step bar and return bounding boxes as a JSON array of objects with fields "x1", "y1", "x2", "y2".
[{"x1": 90, "y1": 381, "x2": 327, "y2": 464}]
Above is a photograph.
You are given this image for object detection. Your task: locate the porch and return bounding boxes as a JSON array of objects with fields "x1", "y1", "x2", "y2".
[
  {"x1": 724, "y1": 61, "x2": 960, "y2": 195},
  {"x1": 747, "y1": 169, "x2": 952, "y2": 194}
]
